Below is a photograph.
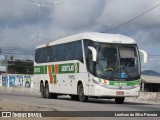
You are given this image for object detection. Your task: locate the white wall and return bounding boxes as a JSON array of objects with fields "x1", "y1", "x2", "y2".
[{"x1": 0, "y1": 74, "x2": 33, "y2": 88}]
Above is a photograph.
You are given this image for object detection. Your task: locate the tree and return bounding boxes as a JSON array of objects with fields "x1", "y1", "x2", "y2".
[{"x1": 8, "y1": 60, "x2": 33, "y2": 74}]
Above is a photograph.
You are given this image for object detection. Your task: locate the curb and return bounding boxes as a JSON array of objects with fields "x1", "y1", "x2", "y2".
[{"x1": 0, "y1": 87, "x2": 39, "y2": 95}]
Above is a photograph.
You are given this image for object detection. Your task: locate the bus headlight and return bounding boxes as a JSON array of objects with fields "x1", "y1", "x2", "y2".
[
  {"x1": 92, "y1": 79, "x2": 108, "y2": 87},
  {"x1": 133, "y1": 83, "x2": 140, "y2": 88},
  {"x1": 99, "y1": 82, "x2": 106, "y2": 87}
]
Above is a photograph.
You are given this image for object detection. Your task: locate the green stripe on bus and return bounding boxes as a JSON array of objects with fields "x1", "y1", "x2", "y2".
[
  {"x1": 109, "y1": 80, "x2": 140, "y2": 86},
  {"x1": 34, "y1": 62, "x2": 80, "y2": 74},
  {"x1": 34, "y1": 66, "x2": 46, "y2": 74},
  {"x1": 58, "y1": 63, "x2": 79, "y2": 74},
  {"x1": 44, "y1": 65, "x2": 47, "y2": 74},
  {"x1": 53, "y1": 75, "x2": 57, "y2": 84},
  {"x1": 52, "y1": 65, "x2": 55, "y2": 74}
]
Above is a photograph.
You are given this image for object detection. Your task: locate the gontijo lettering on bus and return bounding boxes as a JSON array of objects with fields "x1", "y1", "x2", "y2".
[
  {"x1": 59, "y1": 63, "x2": 79, "y2": 73},
  {"x1": 34, "y1": 62, "x2": 79, "y2": 74}
]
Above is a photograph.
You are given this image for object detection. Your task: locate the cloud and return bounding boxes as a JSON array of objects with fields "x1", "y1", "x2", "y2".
[
  {"x1": 45, "y1": 0, "x2": 105, "y2": 37},
  {"x1": 0, "y1": 0, "x2": 160, "y2": 71},
  {"x1": 98, "y1": 0, "x2": 160, "y2": 27}
]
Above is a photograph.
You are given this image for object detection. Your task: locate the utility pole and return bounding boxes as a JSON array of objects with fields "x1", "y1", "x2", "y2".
[{"x1": 28, "y1": 0, "x2": 59, "y2": 45}]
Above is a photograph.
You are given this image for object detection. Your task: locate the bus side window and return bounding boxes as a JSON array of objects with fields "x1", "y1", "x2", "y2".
[
  {"x1": 55, "y1": 44, "x2": 65, "y2": 61},
  {"x1": 35, "y1": 49, "x2": 39, "y2": 63},
  {"x1": 45, "y1": 47, "x2": 51, "y2": 62},
  {"x1": 65, "y1": 42, "x2": 74, "y2": 60},
  {"x1": 51, "y1": 46, "x2": 56, "y2": 62},
  {"x1": 36, "y1": 48, "x2": 45, "y2": 63},
  {"x1": 74, "y1": 40, "x2": 83, "y2": 63},
  {"x1": 88, "y1": 49, "x2": 94, "y2": 74},
  {"x1": 84, "y1": 39, "x2": 93, "y2": 71}
]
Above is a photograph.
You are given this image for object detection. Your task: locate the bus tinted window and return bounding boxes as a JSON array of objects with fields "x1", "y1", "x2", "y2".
[
  {"x1": 50, "y1": 46, "x2": 56, "y2": 62},
  {"x1": 74, "y1": 40, "x2": 83, "y2": 62},
  {"x1": 84, "y1": 40, "x2": 93, "y2": 72},
  {"x1": 35, "y1": 40, "x2": 83, "y2": 63},
  {"x1": 55, "y1": 44, "x2": 65, "y2": 61},
  {"x1": 45, "y1": 47, "x2": 51, "y2": 62},
  {"x1": 65, "y1": 42, "x2": 74, "y2": 60},
  {"x1": 35, "y1": 48, "x2": 45, "y2": 63},
  {"x1": 84, "y1": 40, "x2": 93, "y2": 58},
  {"x1": 35, "y1": 49, "x2": 39, "y2": 63}
]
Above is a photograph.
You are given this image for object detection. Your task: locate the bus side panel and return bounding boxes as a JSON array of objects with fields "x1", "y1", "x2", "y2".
[
  {"x1": 33, "y1": 74, "x2": 40, "y2": 91},
  {"x1": 53, "y1": 61, "x2": 89, "y2": 95},
  {"x1": 34, "y1": 61, "x2": 89, "y2": 95},
  {"x1": 33, "y1": 74, "x2": 49, "y2": 91},
  {"x1": 81, "y1": 73, "x2": 89, "y2": 96},
  {"x1": 49, "y1": 80, "x2": 61, "y2": 94},
  {"x1": 56, "y1": 72, "x2": 88, "y2": 95}
]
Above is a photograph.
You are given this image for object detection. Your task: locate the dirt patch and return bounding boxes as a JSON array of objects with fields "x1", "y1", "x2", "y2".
[
  {"x1": 0, "y1": 99, "x2": 55, "y2": 111},
  {"x1": 0, "y1": 99, "x2": 88, "y2": 120}
]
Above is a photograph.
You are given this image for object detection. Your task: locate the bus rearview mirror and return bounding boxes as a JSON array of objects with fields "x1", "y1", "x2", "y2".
[
  {"x1": 88, "y1": 46, "x2": 97, "y2": 62},
  {"x1": 139, "y1": 49, "x2": 148, "y2": 63}
]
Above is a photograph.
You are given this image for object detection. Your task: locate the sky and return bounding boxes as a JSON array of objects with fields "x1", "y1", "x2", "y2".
[{"x1": 0, "y1": 0, "x2": 160, "y2": 72}]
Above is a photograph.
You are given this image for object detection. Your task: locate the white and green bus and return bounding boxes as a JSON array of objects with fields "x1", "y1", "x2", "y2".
[{"x1": 34, "y1": 32, "x2": 146, "y2": 104}]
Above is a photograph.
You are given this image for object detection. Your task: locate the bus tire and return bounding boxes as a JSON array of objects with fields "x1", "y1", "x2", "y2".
[
  {"x1": 40, "y1": 82, "x2": 46, "y2": 98},
  {"x1": 70, "y1": 95, "x2": 79, "y2": 101},
  {"x1": 115, "y1": 97, "x2": 125, "y2": 104},
  {"x1": 51, "y1": 93, "x2": 58, "y2": 99},
  {"x1": 78, "y1": 84, "x2": 88, "y2": 102},
  {"x1": 45, "y1": 83, "x2": 52, "y2": 99}
]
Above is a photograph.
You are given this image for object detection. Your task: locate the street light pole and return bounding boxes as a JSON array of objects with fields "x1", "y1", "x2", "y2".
[
  {"x1": 37, "y1": 0, "x2": 41, "y2": 45},
  {"x1": 28, "y1": 0, "x2": 59, "y2": 45}
]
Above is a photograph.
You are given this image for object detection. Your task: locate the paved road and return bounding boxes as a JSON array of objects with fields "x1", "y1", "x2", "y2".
[
  {"x1": 0, "y1": 91, "x2": 160, "y2": 119},
  {"x1": 1, "y1": 91, "x2": 160, "y2": 111}
]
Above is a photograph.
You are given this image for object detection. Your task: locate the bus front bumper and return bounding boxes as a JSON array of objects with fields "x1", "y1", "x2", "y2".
[{"x1": 92, "y1": 84, "x2": 140, "y2": 97}]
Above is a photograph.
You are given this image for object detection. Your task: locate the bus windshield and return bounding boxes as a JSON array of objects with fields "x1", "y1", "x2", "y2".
[{"x1": 95, "y1": 43, "x2": 140, "y2": 81}]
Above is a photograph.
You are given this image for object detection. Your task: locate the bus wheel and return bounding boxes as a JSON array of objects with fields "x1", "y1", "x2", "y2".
[
  {"x1": 78, "y1": 84, "x2": 88, "y2": 102},
  {"x1": 51, "y1": 93, "x2": 58, "y2": 99},
  {"x1": 70, "y1": 95, "x2": 79, "y2": 101},
  {"x1": 45, "y1": 83, "x2": 52, "y2": 99},
  {"x1": 40, "y1": 82, "x2": 46, "y2": 98},
  {"x1": 115, "y1": 97, "x2": 125, "y2": 104}
]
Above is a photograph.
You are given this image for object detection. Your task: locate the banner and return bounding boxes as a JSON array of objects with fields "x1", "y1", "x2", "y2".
[
  {"x1": 15, "y1": 75, "x2": 23, "y2": 87},
  {"x1": 9, "y1": 75, "x2": 15, "y2": 87},
  {"x1": 0, "y1": 74, "x2": 33, "y2": 88},
  {"x1": 23, "y1": 76, "x2": 31, "y2": 88},
  {"x1": 2, "y1": 75, "x2": 7, "y2": 87}
]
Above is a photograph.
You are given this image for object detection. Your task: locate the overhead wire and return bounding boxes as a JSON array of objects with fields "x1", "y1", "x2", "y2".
[
  {"x1": 103, "y1": 3, "x2": 160, "y2": 32},
  {"x1": 9, "y1": 37, "x2": 37, "y2": 51},
  {"x1": 2, "y1": 2, "x2": 160, "y2": 57}
]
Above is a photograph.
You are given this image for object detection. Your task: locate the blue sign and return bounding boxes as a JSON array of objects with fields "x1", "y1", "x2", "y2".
[
  {"x1": 2, "y1": 75, "x2": 7, "y2": 87},
  {"x1": 120, "y1": 73, "x2": 126, "y2": 78},
  {"x1": 9, "y1": 75, "x2": 15, "y2": 87}
]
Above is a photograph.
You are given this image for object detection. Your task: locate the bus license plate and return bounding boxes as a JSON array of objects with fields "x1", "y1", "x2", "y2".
[{"x1": 116, "y1": 91, "x2": 124, "y2": 95}]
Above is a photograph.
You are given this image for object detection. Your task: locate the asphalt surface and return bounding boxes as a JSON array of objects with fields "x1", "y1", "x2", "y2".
[
  {"x1": 0, "y1": 91, "x2": 160, "y2": 111},
  {"x1": 0, "y1": 90, "x2": 160, "y2": 120}
]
